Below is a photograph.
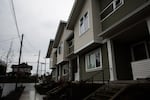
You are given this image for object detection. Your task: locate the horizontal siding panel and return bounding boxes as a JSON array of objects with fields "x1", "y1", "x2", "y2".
[{"x1": 131, "y1": 59, "x2": 150, "y2": 80}]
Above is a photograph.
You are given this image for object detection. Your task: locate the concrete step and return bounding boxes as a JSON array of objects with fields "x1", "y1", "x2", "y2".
[{"x1": 84, "y1": 83, "x2": 129, "y2": 100}]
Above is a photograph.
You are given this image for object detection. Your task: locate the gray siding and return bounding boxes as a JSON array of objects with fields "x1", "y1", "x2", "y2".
[
  {"x1": 131, "y1": 59, "x2": 150, "y2": 80},
  {"x1": 79, "y1": 43, "x2": 110, "y2": 82},
  {"x1": 91, "y1": 0, "x2": 102, "y2": 41},
  {"x1": 101, "y1": 0, "x2": 148, "y2": 30}
]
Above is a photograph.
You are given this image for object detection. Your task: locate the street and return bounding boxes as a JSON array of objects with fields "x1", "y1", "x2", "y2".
[
  {"x1": 19, "y1": 83, "x2": 45, "y2": 100},
  {"x1": 0, "y1": 83, "x2": 45, "y2": 100}
]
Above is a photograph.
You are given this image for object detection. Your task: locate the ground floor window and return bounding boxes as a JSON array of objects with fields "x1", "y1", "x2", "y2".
[
  {"x1": 85, "y1": 48, "x2": 102, "y2": 72},
  {"x1": 131, "y1": 41, "x2": 150, "y2": 61},
  {"x1": 62, "y1": 63, "x2": 69, "y2": 76}
]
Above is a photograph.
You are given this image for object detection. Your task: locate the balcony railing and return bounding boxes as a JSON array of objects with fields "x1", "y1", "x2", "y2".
[
  {"x1": 52, "y1": 56, "x2": 57, "y2": 66},
  {"x1": 100, "y1": 0, "x2": 124, "y2": 22},
  {"x1": 67, "y1": 38, "x2": 74, "y2": 56},
  {"x1": 68, "y1": 45, "x2": 74, "y2": 54}
]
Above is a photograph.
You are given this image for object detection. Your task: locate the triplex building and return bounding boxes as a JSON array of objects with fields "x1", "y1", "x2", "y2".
[{"x1": 46, "y1": 0, "x2": 150, "y2": 82}]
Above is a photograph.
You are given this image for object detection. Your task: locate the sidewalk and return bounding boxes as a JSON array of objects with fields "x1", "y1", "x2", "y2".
[{"x1": 19, "y1": 83, "x2": 45, "y2": 100}]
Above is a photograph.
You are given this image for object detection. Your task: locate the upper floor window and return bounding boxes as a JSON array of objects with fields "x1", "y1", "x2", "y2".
[
  {"x1": 58, "y1": 42, "x2": 63, "y2": 55},
  {"x1": 100, "y1": 0, "x2": 124, "y2": 21},
  {"x1": 85, "y1": 48, "x2": 102, "y2": 72},
  {"x1": 79, "y1": 11, "x2": 89, "y2": 35}
]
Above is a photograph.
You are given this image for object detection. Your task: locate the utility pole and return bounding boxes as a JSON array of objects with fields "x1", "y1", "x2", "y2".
[
  {"x1": 15, "y1": 34, "x2": 24, "y2": 90},
  {"x1": 44, "y1": 58, "x2": 46, "y2": 75},
  {"x1": 6, "y1": 41, "x2": 13, "y2": 71},
  {"x1": 2, "y1": 41, "x2": 13, "y2": 92},
  {"x1": 35, "y1": 50, "x2": 40, "y2": 84}
]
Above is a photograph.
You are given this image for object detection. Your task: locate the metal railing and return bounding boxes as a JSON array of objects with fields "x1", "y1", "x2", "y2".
[{"x1": 85, "y1": 67, "x2": 110, "y2": 84}]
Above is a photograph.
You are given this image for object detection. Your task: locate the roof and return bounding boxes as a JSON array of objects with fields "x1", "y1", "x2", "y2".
[
  {"x1": 46, "y1": 39, "x2": 54, "y2": 58},
  {"x1": 12, "y1": 63, "x2": 32, "y2": 69},
  {"x1": 66, "y1": 0, "x2": 85, "y2": 30},
  {"x1": 0, "y1": 59, "x2": 6, "y2": 66},
  {"x1": 53, "y1": 21, "x2": 67, "y2": 48}
]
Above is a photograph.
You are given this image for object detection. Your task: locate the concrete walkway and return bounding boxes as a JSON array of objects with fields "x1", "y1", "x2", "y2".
[{"x1": 19, "y1": 83, "x2": 45, "y2": 100}]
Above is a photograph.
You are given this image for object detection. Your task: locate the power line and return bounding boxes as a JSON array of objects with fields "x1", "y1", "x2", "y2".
[
  {"x1": 10, "y1": 0, "x2": 21, "y2": 40},
  {"x1": 0, "y1": 37, "x2": 18, "y2": 43},
  {"x1": 24, "y1": 36, "x2": 38, "y2": 52}
]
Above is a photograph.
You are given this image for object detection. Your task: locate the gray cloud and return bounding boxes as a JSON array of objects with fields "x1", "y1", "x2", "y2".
[{"x1": 0, "y1": 0, "x2": 74, "y2": 74}]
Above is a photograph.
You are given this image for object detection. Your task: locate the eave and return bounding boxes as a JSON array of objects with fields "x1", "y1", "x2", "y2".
[
  {"x1": 53, "y1": 21, "x2": 67, "y2": 48},
  {"x1": 46, "y1": 39, "x2": 54, "y2": 58},
  {"x1": 66, "y1": 0, "x2": 85, "y2": 30}
]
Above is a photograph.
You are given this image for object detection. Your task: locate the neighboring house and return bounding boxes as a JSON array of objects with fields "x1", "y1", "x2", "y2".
[
  {"x1": 47, "y1": 0, "x2": 150, "y2": 82},
  {"x1": 46, "y1": 39, "x2": 56, "y2": 81},
  {"x1": 98, "y1": 0, "x2": 150, "y2": 80},
  {"x1": 11, "y1": 63, "x2": 32, "y2": 77},
  {"x1": 0, "y1": 60, "x2": 6, "y2": 75},
  {"x1": 66, "y1": 0, "x2": 110, "y2": 82},
  {"x1": 46, "y1": 21, "x2": 73, "y2": 82}
]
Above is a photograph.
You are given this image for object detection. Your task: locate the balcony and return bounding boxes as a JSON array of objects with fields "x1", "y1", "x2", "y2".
[
  {"x1": 67, "y1": 39, "x2": 74, "y2": 57},
  {"x1": 52, "y1": 52, "x2": 57, "y2": 67},
  {"x1": 68, "y1": 45, "x2": 74, "y2": 54}
]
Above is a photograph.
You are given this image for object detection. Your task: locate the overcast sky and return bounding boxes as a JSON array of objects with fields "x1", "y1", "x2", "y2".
[{"x1": 0, "y1": 0, "x2": 74, "y2": 74}]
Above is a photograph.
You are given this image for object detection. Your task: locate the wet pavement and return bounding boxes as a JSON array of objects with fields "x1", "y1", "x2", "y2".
[{"x1": 19, "y1": 83, "x2": 45, "y2": 100}]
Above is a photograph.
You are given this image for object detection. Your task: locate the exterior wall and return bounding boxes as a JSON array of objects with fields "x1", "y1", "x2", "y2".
[
  {"x1": 100, "y1": 0, "x2": 148, "y2": 30},
  {"x1": 51, "y1": 69, "x2": 57, "y2": 81},
  {"x1": 91, "y1": 0, "x2": 102, "y2": 42},
  {"x1": 57, "y1": 29, "x2": 72, "y2": 64},
  {"x1": 79, "y1": 43, "x2": 110, "y2": 82},
  {"x1": 74, "y1": 0, "x2": 94, "y2": 53},
  {"x1": 50, "y1": 48, "x2": 57, "y2": 68},
  {"x1": 147, "y1": 17, "x2": 150, "y2": 34}
]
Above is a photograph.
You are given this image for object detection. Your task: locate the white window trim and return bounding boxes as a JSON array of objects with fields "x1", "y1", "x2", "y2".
[
  {"x1": 58, "y1": 42, "x2": 63, "y2": 55},
  {"x1": 100, "y1": 0, "x2": 124, "y2": 22},
  {"x1": 85, "y1": 48, "x2": 102, "y2": 72},
  {"x1": 79, "y1": 11, "x2": 90, "y2": 36}
]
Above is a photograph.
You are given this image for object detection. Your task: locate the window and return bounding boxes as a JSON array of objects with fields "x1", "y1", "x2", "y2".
[
  {"x1": 100, "y1": 0, "x2": 124, "y2": 21},
  {"x1": 58, "y1": 42, "x2": 63, "y2": 55},
  {"x1": 62, "y1": 64, "x2": 68, "y2": 76},
  {"x1": 115, "y1": 0, "x2": 123, "y2": 8},
  {"x1": 131, "y1": 41, "x2": 150, "y2": 61},
  {"x1": 80, "y1": 12, "x2": 89, "y2": 35},
  {"x1": 85, "y1": 48, "x2": 102, "y2": 72}
]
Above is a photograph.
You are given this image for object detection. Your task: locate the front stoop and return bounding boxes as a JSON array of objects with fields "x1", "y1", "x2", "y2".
[
  {"x1": 43, "y1": 82, "x2": 101, "y2": 100},
  {"x1": 84, "y1": 80, "x2": 150, "y2": 100}
]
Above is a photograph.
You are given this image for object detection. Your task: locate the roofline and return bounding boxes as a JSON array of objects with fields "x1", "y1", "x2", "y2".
[
  {"x1": 66, "y1": 0, "x2": 85, "y2": 30},
  {"x1": 53, "y1": 20, "x2": 67, "y2": 48},
  {"x1": 46, "y1": 39, "x2": 54, "y2": 58}
]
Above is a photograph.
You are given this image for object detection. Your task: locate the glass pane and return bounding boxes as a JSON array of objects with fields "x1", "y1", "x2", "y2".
[
  {"x1": 80, "y1": 17, "x2": 83, "y2": 26},
  {"x1": 133, "y1": 43, "x2": 147, "y2": 61},
  {"x1": 95, "y1": 51, "x2": 100, "y2": 67},
  {"x1": 84, "y1": 13, "x2": 89, "y2": 31},
  {"x1": 115, "y1": 0, "x2": 122, "y2": 8},
  {"x1": 89, "y1": 53, "x2": 96, "y2": 68}
]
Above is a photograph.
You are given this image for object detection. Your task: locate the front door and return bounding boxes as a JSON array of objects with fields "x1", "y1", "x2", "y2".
[{"x1": 71, "y1": 58, "x2": 77, "y2": 81}]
